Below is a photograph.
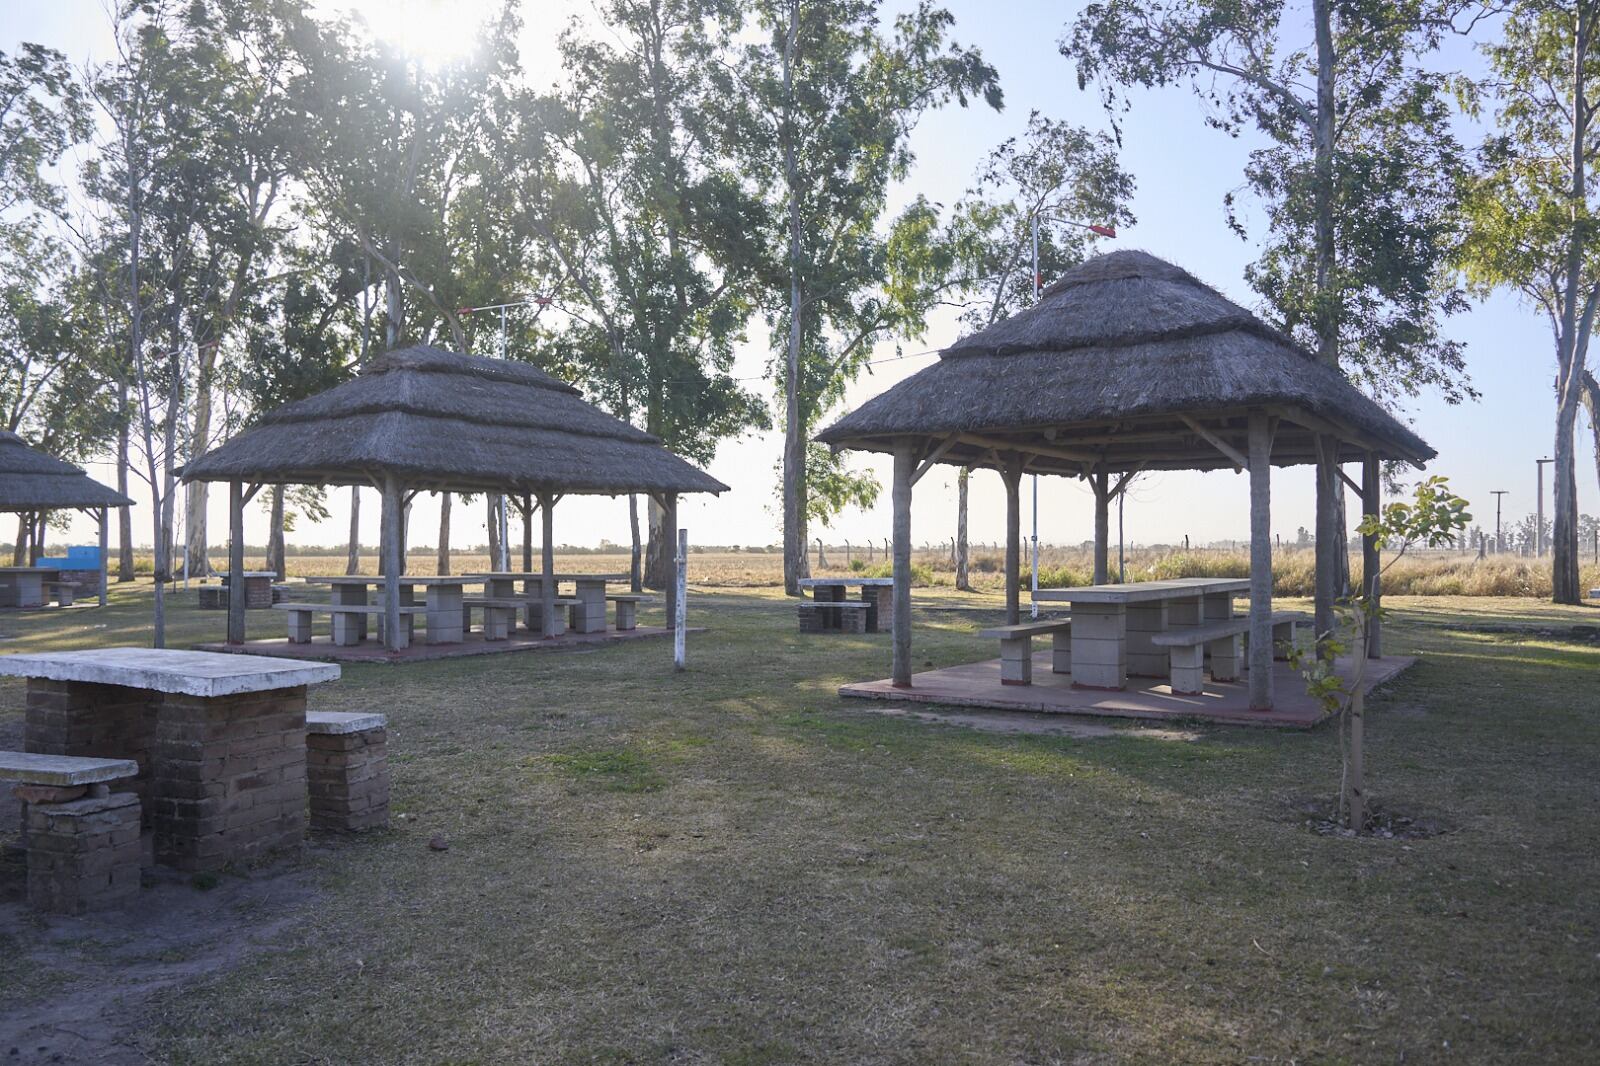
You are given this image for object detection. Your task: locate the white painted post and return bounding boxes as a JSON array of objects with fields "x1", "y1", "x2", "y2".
[{"x1": 674, "y1": 527, "x2": 687, "y2": 671}]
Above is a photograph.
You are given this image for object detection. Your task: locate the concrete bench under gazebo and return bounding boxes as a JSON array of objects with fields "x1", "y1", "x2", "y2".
[
  {"x1": 816, "y1": 250, "x2": 1431, "y2": 725},
  {"x1": 0, "y1": 430, "x2": 132, "y2": 608},
  {"x1": 181, "y1": 345, "x2": 726, "y2": 657}
]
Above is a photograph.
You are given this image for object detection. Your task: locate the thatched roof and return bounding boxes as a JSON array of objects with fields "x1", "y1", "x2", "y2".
[
  {"x1": 817, "y1": 250, "x2": 1434, "y2": 475},
  {"x1": 182, "y1": 345, "x2": 728, "y2": 495},
  {"x1": 0, "y1": 431, "x2": 133, "y2": 511}
]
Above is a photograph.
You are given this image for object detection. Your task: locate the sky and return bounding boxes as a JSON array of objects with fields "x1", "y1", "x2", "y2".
[{"x1": 4, "y1": 0, "x2": 1589, "y2": 557}]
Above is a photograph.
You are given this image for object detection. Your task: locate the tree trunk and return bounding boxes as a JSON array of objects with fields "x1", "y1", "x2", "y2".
[
  {"x1": 1310, "y1": 0, "x2": 1344, "y2": 654},
  {"x1": 1583, "y1": 371, "x2": 1600, "y2": 502},
  {"x1": 1553, "y1": 399, "x2": 1582, "y2": 603},
  {"x1": 522, "y1": 495, "x2": 534, "y2": 572},
  {"x1": 116, "y1": 381, "x2": 134, "y2": 582},
  {"x1": 437, "y1": 492, "x2": 451, "y2": 575},
  {"x1": 11, "y1": 514, "x2": 26, "y2": 566},
  {"x1": 267, "y1": 485, "x2": 285, "y2": 579},
  {"x1": 1315, "y1": 439, "x2": 1341, "y2": 655},
  {"x1": 1247, "y1": 412, "x2": 1274, "y2": 710},
  {"x1": 955, "y1": 466, "x2": 971, "y2": 591},
  {"x1": 780, "y1": 1, "x2": 809, "y2": 597},
  {"x1": 1092, "y1": 470, "x2": 1110, "y2": 584},
  {"x1": 184, "y1": 342, "x2": 219, "y2": 577},
  {"x1": 629, "y1": 494, "x2": 642, "y2": 592},
  {"x1": 645, "y1": 494, "x2": 672, "y2": 589},
  {"x1": 486, "y1": 495, "x2": 500, "y2": 571},
  {"x1": 346, "y1": 487, "x2": 361, "y2": 575}
]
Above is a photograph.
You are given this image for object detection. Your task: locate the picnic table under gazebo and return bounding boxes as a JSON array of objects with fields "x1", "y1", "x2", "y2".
[
  {"x1": 0, "y1": 430, "x2": 131, "y2": 608},
  {"x1": 818, "y1": 250, "x2": 1425, "y2": 728}
]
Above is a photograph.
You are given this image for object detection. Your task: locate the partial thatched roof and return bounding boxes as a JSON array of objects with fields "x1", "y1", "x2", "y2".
[
  {"x1": 0, "y1": 431, "x2": 133, "y2": 511},
  {"x1": 817, "y1": 250, "x2": 1434, "y2": 474},
  {"x1": 182, "y1": 345, "x2": 728, "y2": 495}
]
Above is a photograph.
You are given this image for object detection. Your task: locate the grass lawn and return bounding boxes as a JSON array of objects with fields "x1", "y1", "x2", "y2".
[{"x1": 1, "y1": 582, "x2": 1597, "y2": 1064}]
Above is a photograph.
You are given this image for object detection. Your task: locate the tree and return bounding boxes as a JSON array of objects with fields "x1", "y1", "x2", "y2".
[
  {"x1": 1456, "y1": 0, "x2": 1599, "y2": 604},
  {"x1": 499, "y1": 0, "x2": 769, "y2": 590},
  {"x1": 739, "y1": 0, "x2": 1003, "y2": 594},
  {"x1": 937, "y1": 112, "x2": 1134, "y2": 582},
  {"x1": 1064, "y1": 0, "x2": 1482, "y2": 650}
]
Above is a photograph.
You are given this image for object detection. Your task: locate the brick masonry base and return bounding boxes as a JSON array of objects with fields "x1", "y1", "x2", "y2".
[
  {"x1": 26, "y1": 791, "x2": 142, "y2": 914},
  {"x1": 307, "y1": 728, "x2": 389, "y2": 832}
]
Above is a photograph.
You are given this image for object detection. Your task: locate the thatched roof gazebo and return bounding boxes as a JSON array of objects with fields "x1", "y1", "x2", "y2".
[
  {"x1": 0, "y1": 430, "x2": 133, "y2": 606},
  {"x1": 817, "y1": 250, "x2": 1435, "y2": 709},
  {"x1": 183, "y1": 345, "x2": 727, "y2": 650}
]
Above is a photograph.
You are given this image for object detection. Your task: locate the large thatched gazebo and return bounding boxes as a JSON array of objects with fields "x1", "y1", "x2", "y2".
[
  {"x1": 182, "y1": 345, "x2": 727, "y2": 650},
  {"x1": 0, "y1": 430, "x2": 133, "y2": 606},
  {"x1": 817, "y1": 251, "x2": 1435, "y2": 710}
]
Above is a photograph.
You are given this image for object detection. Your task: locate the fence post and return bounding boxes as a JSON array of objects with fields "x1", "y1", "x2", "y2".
[{"x1": 674, "y1": 527, "x2": 687, "y2": 672}]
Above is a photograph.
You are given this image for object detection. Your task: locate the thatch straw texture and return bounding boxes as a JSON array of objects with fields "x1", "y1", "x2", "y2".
[
  {"x1": 817, "y1": 250, "x2": 1434, "y2": 474},
  {"x1": 0, "y1": 431, "x2": 132, "y2": 510},
  {"x1": 182, "y1": 345, "x2": 727, "y2": 495}
]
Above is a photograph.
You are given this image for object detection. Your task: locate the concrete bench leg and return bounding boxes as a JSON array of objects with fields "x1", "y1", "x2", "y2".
[
  {"x1": 285, "y1": 611, "x2": 313, "y2": 643},
  {"x1": 999, "y1": 637, "x2": 1033, "y2": 686},
  {"x1": 615, "y1": 601, "x2": 637, "y2": 631},
  {"x1": 1272, "y1": 621, "x2": 1301, "y2": 661},
  {"x1": 307, "y1": 728, "x2": 389, "y2": 832},
  {"x1": 482, "y1": 607, "x2": 509, "y2": 642},
  {"x1": 1208, "y1": 635, "x2": 1242, "y2": 681},
  {"x1": 25, "y1": 791, "x2": 142, "y2": 914},
  {"x1": 57, "y1": 587, "x2": 74, "y2": 607},
  {"x1": 331, "y1": 613, "x2": 362, "y2": 646},
  {"x1": 1052, "y1": 630, "x2": 1072, "y2": 674},
  {"x1": 1169, "y1": 645, "x2": 1206, "y2": 695}
]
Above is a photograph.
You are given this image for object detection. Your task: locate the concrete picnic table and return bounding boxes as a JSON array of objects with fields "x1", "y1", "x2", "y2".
[
  {"x1": 798, "y1": 576, "x2": 895, "y2": 632},
  {"x1": 0, "y1": 647, "x2": 339, "y2": 871},
  {"x1": 220, "y1": 570, "x2": 280, "y2": 609},
  {"x1": 1033, "y1": 577, "x2": 1250, "y2": 689},
  {"x1": 0, "y1": 566, "x2": 60, "y2": 608},
  {"x1": 315, "y1": 575, "x2": 474, "y2": 645},
  {"x1": 464, "y1": 572, "x2": 627, "y2": 634}
]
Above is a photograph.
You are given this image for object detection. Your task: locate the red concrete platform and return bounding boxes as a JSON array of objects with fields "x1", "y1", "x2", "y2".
[
  {"x1": 194, "y1": 625, "x2": 700, "y2": 664},
  {"x1": 839, "y1": 652, "x2": 1416, "y2": 729}
]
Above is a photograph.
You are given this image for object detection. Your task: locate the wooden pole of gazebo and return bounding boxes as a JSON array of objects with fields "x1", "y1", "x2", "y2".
[
  {"x1": 539, "y1": 491, "x2": 555, "y2": 638},
  {"x1": 1362, "y1": 454, "x2": 1382, "y2": 658},
  {"x1": 891, "y1": 441, "x2": 915, "y2": 687},
  {"x1": 1002, "y1": 457, "x2": 1022, "y2": 625},
  {"x1": 97, "y1": 506, "x2": 109, "y2": 607},
  {"x1": 1247, "y1": 412, "x2": 1274, "y2": 709},
  {"x1": 381, "y1": 474, "x2": 404, "y2": 652}
]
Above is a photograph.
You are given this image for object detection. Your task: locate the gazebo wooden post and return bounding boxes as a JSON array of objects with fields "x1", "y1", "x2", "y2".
[
  {"x1": 1002, "y1": 457, "x2": 1023, "y2": 625},
  {"x1": 1247, "y1": 411, "x2": 1274, "y2": 710},
  {"x1": 522, "y1": 494, "x2": 534, "y2": 572},
  {"x1": 660, "y1": 493, "x2": 679, "y2": 625},
  {"x1": 891, "y1": 439, "x2": 915, "y2": 687},
  {"x1": 380, "y1": 473, "x2": 404, "y2": 652},
  {"x1": 1091, "y1": 469, "x2": 1110, "y2": 584},
  {"x1": 1362, "y1": 452, "x2": 1382, "y2": 658},
  {"x1": 97, "y1": 506, "x2": 108, "y2": 607},
  {"x1": 538, "y1": 491, "x2": 555, "y2": 638},
  {"x1": 227, "y1": 481, "x2": 246, "y2": 645}
]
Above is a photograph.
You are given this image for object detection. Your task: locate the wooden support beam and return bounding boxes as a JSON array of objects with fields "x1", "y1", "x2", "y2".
[
  {"x1": 1178, "y1": 414, "x2": 1247, "y2": 471},
  {"x1": 958, "y1": 432, "x2": 1099, "y2": 465},
  {"x1": 1337, "y1": 468, "x2": 1363, "y2": 496},
  {"x1": 911, "y1": 433, "x2": 961, "y2": 486}
]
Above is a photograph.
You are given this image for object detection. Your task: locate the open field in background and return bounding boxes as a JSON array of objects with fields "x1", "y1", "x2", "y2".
[
  {"x1": 0, "y1": 582, "x2": 1596, "y2": 1063},
  {"x1": 129, "y1": 545, "x2": 1600, "y2": 598}
]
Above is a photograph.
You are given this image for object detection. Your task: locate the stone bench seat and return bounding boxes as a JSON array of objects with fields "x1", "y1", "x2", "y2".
[
  {"x1": 798, "y1": 599, "x2": 871, "y2": 634},
  {"x1": 274, "y1": 602, "x2": 425, "y2": 647},
  {"x1": 305, "y1": 712, "x2": 389, "y2": 831},
  {"x1": 463, "y1": 595, "x2": 581, "y2": 640},
  {"x1": 978, "y1": 619, "x2": 1073, "y2": 686},
  {"x1": 606, "y1": 594, "x2": 653, "y2": 630},
  {"x1": 1, "y1": 751, "x2": 142, "y2": 914},
  {"x1": 40, "y1": 580, "x2": 79, "y2": 607},
  {"x1": 1152, "y1": 611, "x2": 1311, "y2": 694}
]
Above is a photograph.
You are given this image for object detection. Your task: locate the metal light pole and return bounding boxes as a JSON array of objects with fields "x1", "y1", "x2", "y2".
[
  {"x1": 1535, "y1": 458, "x2": 1553, "y2": 557},
  {"x1": 1030, "y1": 214, "x2": 1117, "y2": 615},
  {"x1": 1491, "y1": 490, "x2": 1507, "y2": 554}
]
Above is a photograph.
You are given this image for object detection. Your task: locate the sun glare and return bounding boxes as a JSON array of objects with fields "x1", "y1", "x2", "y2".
[{"x1": 336, "y1": 0, "x2": 498, "y2": 68}]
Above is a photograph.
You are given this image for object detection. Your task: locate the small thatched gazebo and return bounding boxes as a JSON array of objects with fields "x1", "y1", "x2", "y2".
[
  {"x1": 0, "y1": 430, "x2": 133, "y2": 606},
  {"x1": 817, "y1": 251, "x2": 1435, "y2": 709},
  {"x1": 182, "y1": 345, "x2": 727, "y2": 650}
]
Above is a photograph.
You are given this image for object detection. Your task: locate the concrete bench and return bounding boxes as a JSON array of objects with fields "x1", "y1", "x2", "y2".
[
  {"x1": 977, "y1": 619, "x2": 1073, "y2": 686},
  {"x1": 42, "y1": 580, "x2": 79, "y2": 607},
  {"x1": 275, "y1": 602, "x2": 425, "y2": 648},
  {"x1": 1152, "y1": 611, "x2": 1311, "y2": 694},
  {"x1": 305, "y1": 712, "x2": 389, "y2": 832},
  {"x1": 1590, "y1": 588, "x2": 1599, "y2": 600},
  {"x1": 607, "y1": 594, "x2": 653, "y2": 631},
  {"x1": 798, "y1": 599, "x2": 871, "y2": 634},
  {"x1": 463, "y1": 594, "x2": 582, "y2": 638},
  {"x1": 0, "y1": 752, "x2": 141, "y2": 913}
]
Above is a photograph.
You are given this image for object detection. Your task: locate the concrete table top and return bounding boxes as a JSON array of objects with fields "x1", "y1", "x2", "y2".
[
  {"x1": 0, "y1": 751, "x2": 141, "y2": 786},
  {"x1": 0, "y1": 647, "x2": 341, "y2": 697},
  {"x1": 1033, "y1": 577, "x2": 1251, "y2": 604},
  {"x1": 0, "y1": 567, "x2": 60, "y2": 574},
  {"x1": 319, "y1": 575, "x2": 474, "y2": 585},
  {"x1": 306, "y1": 710, "x2": 387, "y2": 735},
  {"x1": 463, "y1": 572, "x2": 627, "y2": 582}
]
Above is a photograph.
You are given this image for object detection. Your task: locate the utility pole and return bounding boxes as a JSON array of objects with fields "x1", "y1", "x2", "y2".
[
  {"x1": 1491, "y1": 490, "x2": 1508, "y2": 554},
  {"x1": 1535, "y1": 458, "x2": 1553, "y2": 557}
]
